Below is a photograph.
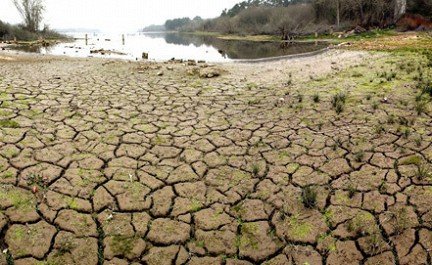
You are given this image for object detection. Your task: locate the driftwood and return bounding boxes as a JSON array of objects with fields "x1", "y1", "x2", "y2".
[{"x1": 90, "y1": 49, "x2": 126, "y2": 56}]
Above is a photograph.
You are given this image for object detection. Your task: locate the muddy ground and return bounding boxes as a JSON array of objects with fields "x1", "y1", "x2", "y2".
[{"x1": 0, "y1": 40, "x2": 431, "y2": 265}]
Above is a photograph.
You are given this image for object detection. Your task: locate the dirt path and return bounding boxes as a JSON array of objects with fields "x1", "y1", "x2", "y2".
[{"x1": 0, "y1": 49, "x2": 431, "y2": 265}]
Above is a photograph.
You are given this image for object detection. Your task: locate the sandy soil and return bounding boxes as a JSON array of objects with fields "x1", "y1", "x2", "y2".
[
  {"x1": 0, "y1": 48, "x2": 431, "y2": 265},
  {"x1": 225, "y1": 49, "x2": 378, "y2": 84}
]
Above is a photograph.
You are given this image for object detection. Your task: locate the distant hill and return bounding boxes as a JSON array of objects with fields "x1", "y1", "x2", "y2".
[
  {"x1": 141, "y1": 24, "x2": 166, "y2": 32},
  {"x1": 56, "y1": 28, "x2": 101, "y2": 33}
]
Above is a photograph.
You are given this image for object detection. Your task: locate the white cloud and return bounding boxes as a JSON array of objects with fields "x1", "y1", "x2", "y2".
[{"x1": 0, "y1": 0, "x2": 240, "y2": 32}]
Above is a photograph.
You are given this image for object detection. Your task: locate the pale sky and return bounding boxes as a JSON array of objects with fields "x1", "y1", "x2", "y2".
[{"x1": 0, "y1": 0, "x2": 240, "y2": 32}]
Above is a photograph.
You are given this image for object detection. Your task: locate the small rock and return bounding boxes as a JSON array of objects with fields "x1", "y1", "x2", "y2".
[
  {"x1": 107, "y1": 214, "x2": 113, "y2": 221},
  {"x1": 276, "y1": 98, "x2": 285, "y2": 106},
  {"x1": 187, "y1": 68, "x2": 200, "y2": 76},
  {"x1": 199, "y1": 68, "x2": 221, "y2": 78},
  {"x1": 157, "y1": 71, "x2": 164, "y2": 76}
]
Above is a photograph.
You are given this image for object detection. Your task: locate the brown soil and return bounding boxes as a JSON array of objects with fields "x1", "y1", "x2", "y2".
[{"x1": 0, "y1": 42, "x2": 431, "y2": 264}]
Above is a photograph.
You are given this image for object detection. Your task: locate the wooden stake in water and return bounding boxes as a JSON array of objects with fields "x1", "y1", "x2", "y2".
[
  {"x1": 122, "y1": 34, "x2": 125, "y2": 45},
  {"x1": 85, "y1": 34, "x2": 88, "y2": 46}
]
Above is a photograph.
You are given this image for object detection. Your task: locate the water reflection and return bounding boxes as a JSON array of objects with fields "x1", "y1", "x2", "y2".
[
  {"x1": 8, "y1": 32, "x2": 327, "y2": 62},
  {"x1": 8, "y1": 44, "x2": 54, "y2": 54},
  {"x1": 148, "y1": 33, "x2": 327, "y2": 60}
]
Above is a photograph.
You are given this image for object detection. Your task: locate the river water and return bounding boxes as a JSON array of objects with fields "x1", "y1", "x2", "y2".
[{"x1": 11, "y1": 32, "x2": 328, "y2": 62}]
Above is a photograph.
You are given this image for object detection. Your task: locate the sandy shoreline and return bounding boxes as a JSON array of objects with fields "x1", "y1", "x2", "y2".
[{"x1": 0, "y1": 47, "x2": 376, "y2": 84}]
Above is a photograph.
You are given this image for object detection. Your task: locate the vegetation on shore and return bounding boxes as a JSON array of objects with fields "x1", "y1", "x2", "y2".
[
  {"x1": 186, "y1": 28, "x2": 402, "y2": 43},
  {"x1": 1, "y1": 0, "x2": 66, "y2": 41},
  {"x1": 160, "y1": 0, "x2": 431, "y2": 40},
  {"x1": 348, "y1": 31, "x2": 432, "y2": 52},
  {"x1": 0, "y1": 20, "x2": 65, "y2": 41}
]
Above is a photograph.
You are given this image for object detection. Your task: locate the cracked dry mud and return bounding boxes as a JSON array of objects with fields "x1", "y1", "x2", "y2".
[{"x1": 0, "y1": 49, "x2": 431, "y2": 265}]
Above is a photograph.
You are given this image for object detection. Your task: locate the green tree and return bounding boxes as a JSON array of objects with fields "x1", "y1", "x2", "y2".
[
  {"x1": 408, "y1": 0, "x2": 431, "y2": 19},
  {"x1": 165, "y1": 17, "x2": 192, "y2": 31}
]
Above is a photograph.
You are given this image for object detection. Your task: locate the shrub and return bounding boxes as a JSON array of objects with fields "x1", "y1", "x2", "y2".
[
  {"x1": 297, "y1": 94, "x2": 304, "y2": 103},
  {"x1": 302, "y1": 186, "x2": 317, "y2": 209},
  {"x1": 0, "y1": 20, "x2": 65, "y2": 41},
  {"x1": 332, "y1": 92, "x2": 347, "y2": 114},
  {"x1": 354, "y1": 151, "x2": 365, "y2": 162},
  {"x1": 415, "y1": 99, "x2": 428, "y2": 115},
  {"x1": 418, "y1": 162, "x2": 432, "y2": 180}
]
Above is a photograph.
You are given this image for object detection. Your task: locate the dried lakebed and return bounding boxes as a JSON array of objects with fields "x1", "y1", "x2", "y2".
[{"x1": 0, "y1": 49, "x2": 431, "y2": 265}]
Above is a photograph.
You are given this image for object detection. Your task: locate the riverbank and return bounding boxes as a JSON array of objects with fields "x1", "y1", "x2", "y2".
[
  {"x1": 181, "y1": 29, "x2": 431, "y2": 47},
  {"x1": 170, "y1": 28, "x2": 401, "y2": 43},
  {"x1": 0, "y1": 34, "x2": 431, "y2": 264}
]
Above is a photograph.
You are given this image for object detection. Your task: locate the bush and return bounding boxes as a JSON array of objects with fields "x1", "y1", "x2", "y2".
[
  {"x1": 332, "y1": 92, "x2": 347, "y2": 114},
  {"x1": 408, "y1": 0, "x2": 432, "y2": 19},
  {"x1": 302, "y1": 186, "x2": 317, "y2": 209},
  {"x1": 0, "y1": 21, "x2": 36, "y2": 40},
  {"x1": 173, "y1": 3, "x2": 319, "y2": 36},
  {"x1": 0, "y1": 20, "x2": 65, "y2": 41},
  {"x1": 166, "y1": 0, "x2": 432, "y2": 36}
]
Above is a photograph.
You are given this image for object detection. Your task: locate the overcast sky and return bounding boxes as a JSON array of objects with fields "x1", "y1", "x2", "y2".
[{"x1": 0, "y1": 0, "x2": 240, "y2": 32}]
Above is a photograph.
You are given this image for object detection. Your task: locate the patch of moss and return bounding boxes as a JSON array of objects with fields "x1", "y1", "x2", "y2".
[
  {"x1": 240, "y1": 223, "x2": 259, "y2": 250},
  {"x1": 318, "y1": 233, "x2": 337, "y2": 252},
  {"x1": 67, "y1": 198, "x2": 79, "y2": 210},
  {"x1": 190, "y1": 199, "x2": 203, "y2": 213},
  {"x1": 0, "y1": 171, "x2": 14, "y2": 179},
  {"x1": 278, "y1": 150, "x2": 289, "y2": 159},
  {"x1": 195, "y1": 240, "x2": 205, "y2": 248},
  {"x1": 229, "y1": 170, "x2": 251, "y2": 187},
  {"x1": 288, "y1": 214, "x2": 312, "y2": 239},
  {"x1": 0, "y1": 109, "x2": 12, "y2": 117},
  {"x1": 125, "y1": 182, "x2": 145, "y2": 200},
  {"x1": 37, "y1": 259, "x2": 62, "y2": 265},
  {"x1": 0, "y1": 189, "x2": 35, "y2": 212},
  {"x1": 399, "y1": 155, "x2": 422, "y2": 166},
  {"x1": 110, "y1": 235, "x2": 135, "y2": 255},
  {"x1": 0, "y1": 120, "x2": 20, "y2": 128},
  {"x1": 347, "y1": 212, "x2": 376, "y2": 236},
  {"x1": 12, "y1": 226, "x2": 26, "y2": 240}
]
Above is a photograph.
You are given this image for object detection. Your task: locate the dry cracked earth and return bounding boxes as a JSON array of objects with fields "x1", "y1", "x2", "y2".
[{"x1": 0, "y1": 49, "x2": 431, "y2": 265}]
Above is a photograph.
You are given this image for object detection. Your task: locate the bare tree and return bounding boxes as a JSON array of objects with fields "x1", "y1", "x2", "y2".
[
  {"x1": 336, "y1": 0, "x2": 340, "y2": 28},
  {"x1": 314, "y1": 0, "x2": 341, "y2": 27},
  {"x1": 270, "y1": 5, "x2": 315, "y2": 40},
  {"x1": 12, "y1": 0, "x2": 44, "y2": 32},
  {"x1": 394, "y1": 0, "x2": 407, "y2": 21}
]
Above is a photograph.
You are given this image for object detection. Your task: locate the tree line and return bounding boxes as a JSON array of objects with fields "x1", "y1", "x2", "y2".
[
  {"x1": 165, "y1": 17, "x2": 204, "y2": 31},
  {"x1": 164, "y1": 0, "x2": 431, "y2": 37}
]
